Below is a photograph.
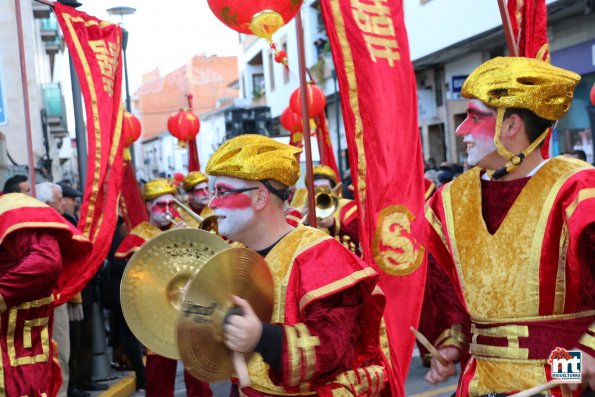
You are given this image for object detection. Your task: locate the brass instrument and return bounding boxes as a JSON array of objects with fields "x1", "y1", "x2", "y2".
[
  {"x1": 171, "y1": 197, "x2": 220, "y2": 233},
  {"x1": 120, "y1": 228, "x2": 229, "y2": 359},
  {"x1": 311, "y1": 182, "x2": 343, "y2": 220}
]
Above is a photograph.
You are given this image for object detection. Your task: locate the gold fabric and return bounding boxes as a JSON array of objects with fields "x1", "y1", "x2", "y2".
[
  {"x1": 142, "y1": 178, "x2": 177, "y2": 201},
  {"x1": 206, "y1": 135, "x2": 302, "y2": 186},
  {"x1": 313, "y1": 165, "x2": 338, "y2": 185},
  {"x1": 182, "y1": 171, "x2": 208, "y2": 192},
  {"x1": 461, "y1": 57, "x2": 580, "y2": 121},
  {"x1": 435, "y1": 324, "x2": 468, "y2": 350}
]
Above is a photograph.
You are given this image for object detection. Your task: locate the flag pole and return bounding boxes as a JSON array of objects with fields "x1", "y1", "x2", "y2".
[
  {"x1": 15, "y1": 0, "x2": 37, "y2": 195},
  {"x1": 295, "y1": 10, "x2": 317, "y2": 228},
  {"x1": 497, "y1": 0, "x2": 519, "y2": 57}
]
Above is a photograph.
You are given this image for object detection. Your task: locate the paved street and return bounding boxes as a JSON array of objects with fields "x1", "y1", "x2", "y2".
[{"x1": 90, "y1": 348, "x2": 459, "y2": 397}]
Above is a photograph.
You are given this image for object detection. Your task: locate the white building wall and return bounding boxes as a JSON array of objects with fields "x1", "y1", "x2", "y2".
[{"x1": 0, "y1": 0, "x2": 45, "y2": 167}]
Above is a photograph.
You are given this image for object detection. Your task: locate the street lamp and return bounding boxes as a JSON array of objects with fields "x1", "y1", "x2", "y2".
[{"x1": 106, "y1": 6, "x2": 136, "y2": 113}]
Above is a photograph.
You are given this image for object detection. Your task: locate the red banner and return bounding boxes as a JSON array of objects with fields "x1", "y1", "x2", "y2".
[
  {"x1": 507, "y1": 0, "x2": 552, "y2": 157},
  {"x1": 316, "y1": 113, "x2": 341, "y2": 181},
  {"x1": 119, "y1": 160, "x2": 148, "y2": 231},
  {"x1": 320, "y1": 1, "x2": 426, "y2": 393},
  {"x1": 55, "y1": 4, "x2": 125, "y2": 305},
  {"x1": 507, "y1": 0, "x2": 549, "y2": 60}
]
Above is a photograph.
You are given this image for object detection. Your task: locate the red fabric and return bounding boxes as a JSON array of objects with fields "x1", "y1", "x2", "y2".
[
  {"x1": 0, "y1": 195, "x2": 92, "y2": 305},
  {"x1": 119, "y1": 160, "x2": 148, "y2": 232},
  {"x1": 55, "y1": 4, "x2": 125, "y2": 306},
  {"x1": 284, "y1": 207, "x2": 303, "y2": 227},
  {"x1": 188, "y1": 138, "x2": 200, "y2": 172},
  {"x1": 114, "y1": 231, "x2": 149, "y2": 259},
  {"x1": 0, "y1": 222, "x2": 87, "y2": 397},
  {"x1": 480, "y1": 176, "x2": 529, "y2": 234},
  {"x1": 315, "y1": 114, "x2": 340, "y2": 182},
  {"x1": 506, "y1": 0, "x2": 551, "y2": 158},
  {"x1": 320, "y1": 1, "x2": 426, "y2": 391}
]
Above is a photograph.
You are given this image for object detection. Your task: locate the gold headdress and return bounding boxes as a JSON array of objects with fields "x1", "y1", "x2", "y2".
[
  {"x1": 461, "y1": 57, "x2": 580, "y2": 178},
  {"x1": 313, "y1": 165, "x2": 338, "y2": 185},
  {"x1": 183, "y1": 171, "x2": 208, "y2": 192},
  {"x1": 143, "y1": 178, "x2": 177, "y2": 201},
  {"x1": 206, "y1": 134, "x2": 302, "y2": 186}
]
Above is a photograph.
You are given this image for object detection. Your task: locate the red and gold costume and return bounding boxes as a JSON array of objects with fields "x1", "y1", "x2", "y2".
[
  {"x1": 116, "y1": 180, "x2": 212, "y2": 397},
  {"x1": 242, "y1": 224, "x2": 388, "y2": 396},
  {"x1": 0, "y1": 193, "x2": 91, "y2": 397},
  {"x1": 414, "y1": 57, "x2": 594, "y2": 396}
]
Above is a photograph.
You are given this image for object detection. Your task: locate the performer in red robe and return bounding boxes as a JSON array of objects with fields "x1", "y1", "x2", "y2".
[
  {"x1": 206, "y1": 135, "x2": 393, "y2": 396},
  {"x1": 0, "y1": 193, "x2": 91, "y2": 397},
  {"x1": 414, "y1": 57, "x2": 595, "y2": 396},
  {"x1": 299, "y1": 165, "x2": 360, "y2": 255},
  {"x1": 115, "y1": 179, "x2": 212, "y2": 397}
]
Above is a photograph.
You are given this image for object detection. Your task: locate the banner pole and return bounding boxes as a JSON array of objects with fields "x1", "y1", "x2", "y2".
[
  {"x1": 295, "y1": 10, "x2": 317, "y2": 227},
  {"x1": 497, "y1": 0, "x2": 519, "y2": 57},
  {"x1": 15, "y1": 0, "x2": 37, "y2": 195}
]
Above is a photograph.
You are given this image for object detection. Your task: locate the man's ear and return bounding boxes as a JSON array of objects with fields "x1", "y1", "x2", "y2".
[
  {"x1": 253, "y1": 187, "x2": 269, "y2": 211},
  {"x1": 146, "y1": 201, "x2": 152, "y2": 213},
  {"x1": 503, "y1": 113, "x2": 523, "y2": 138}
]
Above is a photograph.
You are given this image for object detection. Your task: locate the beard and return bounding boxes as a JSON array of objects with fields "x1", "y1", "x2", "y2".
[{"x1": 215, "y1": 207, "x2": 255, "y2": 239}]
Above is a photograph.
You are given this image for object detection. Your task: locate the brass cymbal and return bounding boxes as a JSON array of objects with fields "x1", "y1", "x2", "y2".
[
  {"x1": 177, "y1": 247, "x2": 274, "y2": 382},
  {"x1": 121, "y1": 228, "x2": 229, "y2": 359}
]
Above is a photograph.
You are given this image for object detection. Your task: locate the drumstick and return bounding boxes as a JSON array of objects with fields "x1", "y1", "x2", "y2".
[
  {"x1": 508, "y1": 381, "x2": 560, "y2": 397},
  {"x1": 232, "y1": 351, "x2": 250, "y2": 387},
  {"x1": 409, "y1": 326, "x2": 449, "y2": 366}
]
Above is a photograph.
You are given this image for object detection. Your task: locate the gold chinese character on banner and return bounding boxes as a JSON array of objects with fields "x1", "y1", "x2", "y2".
[
  {"x1": 89, "y1": 40, "x2": 119, "y2": 96},
  {"x1": 350, "y1": 0, "x2": 400, "y2": 66}
]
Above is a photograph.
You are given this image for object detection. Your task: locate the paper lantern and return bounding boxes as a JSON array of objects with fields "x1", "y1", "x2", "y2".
[
  {"x1": 167, "y1": 108, "x2": 200, "y2": 147},
  {"x1": 290, "y1": 83, "x2": 326, "y2": 117},
  {"x1": 280, "y1": 106, "x2": 302, "y2": 133},
  {"x1": 122, "y1": 112, "x2": 142, "y2": 147},
  {"x1": 590, "y1": 83, "x2": 595, "y2": 106}
]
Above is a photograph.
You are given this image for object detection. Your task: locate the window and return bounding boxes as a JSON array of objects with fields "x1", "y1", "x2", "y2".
[{"x1": 252, "y1": 73, "x2": 265, "y2": 98}]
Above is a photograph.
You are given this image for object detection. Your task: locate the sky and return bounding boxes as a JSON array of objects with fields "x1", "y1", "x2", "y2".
[{"x1": 78, "y1": 0, "x2": 240, "y2": 92}]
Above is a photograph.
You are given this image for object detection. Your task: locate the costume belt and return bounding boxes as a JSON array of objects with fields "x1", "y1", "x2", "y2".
[{"x1": 470, "y1": 313, "x2": 594, "y2": 362}]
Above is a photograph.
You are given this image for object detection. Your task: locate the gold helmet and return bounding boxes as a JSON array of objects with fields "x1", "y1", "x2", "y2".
[
  {"x1": 142, "y1": 178, "x2": 177, "y2": 201},
  {"x1": 183, "y1": 171, "x2": 208, "y2": 192},
  {"x1": 206, "y1": 134, "x2": 302, "y2": 186},
  {"x1": 313, "y1": 165, "x2": 338, "y2": 185},
  {"x1": 461, "y1": 57, "x2": 580, "y2": 121}
]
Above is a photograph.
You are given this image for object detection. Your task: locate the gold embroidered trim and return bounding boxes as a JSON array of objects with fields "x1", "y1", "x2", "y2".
[
  {"x1": 285, "y1": 325, "x2": 301, "y2": 387},
  {"x1": 294, "y1": 323, "x2": 320, "y2": 381},
  {"x1": 0, "y1": 294, "x2": 6, "y2": 313},
  {"x1": 425, "y1": 204, "x2": 449, "y2": 252},
  {"x1": 299, "y1": 267, "x2": 376, "y2": 312},
  {"x1": 472, "y1": 309, "x2": 595, "y2": 324},
  {"x1": 554, "y1": 223, "x2": 568, "y2": 314},
  {"x1": 565, "y1": 187, "x2": 595, "y2": 219},
  {"x1": 470, "y1": 324, "x2": 529, "y2": 360},
  {"x1": 435, "y1": 324, "x2": 468, "y2": 350}
]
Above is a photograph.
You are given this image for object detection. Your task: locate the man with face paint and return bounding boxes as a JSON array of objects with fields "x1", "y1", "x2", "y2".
[
  {"x1": 115, "y1": 178, "x2": 212, "y2": 397},
  {"x1": 183, "y1": 171, "x2": 215, "y2": 218},
  {"x1": 299, "y1": 165, "x2": 360, "y2": 254},
  {"x1": 205, "y1": 134, "x2": 396, "y2": 396},
  {"x1": 413, "y1": 57, "x2": 595, "y2": 396}
]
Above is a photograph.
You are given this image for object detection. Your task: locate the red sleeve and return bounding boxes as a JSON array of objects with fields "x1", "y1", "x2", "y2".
[
  {"x1": 269, "y1": 286, "x2": 365, "y2": 388},
  {"x1": 0, "y1": 229, "x2": 61, "y2": 310}
]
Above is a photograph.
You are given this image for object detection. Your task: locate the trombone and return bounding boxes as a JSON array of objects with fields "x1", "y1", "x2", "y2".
[
  {"x1": 167, "y1": 197, "x2": 221, "y2": 233},
  {"x1": 301, "y1": 183, "x2": 343, "y2": 223}
]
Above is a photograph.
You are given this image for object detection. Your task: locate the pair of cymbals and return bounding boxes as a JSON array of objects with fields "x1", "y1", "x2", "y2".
[{"x1": 121, "y1": 228, "x2": 274, "y2": 382}]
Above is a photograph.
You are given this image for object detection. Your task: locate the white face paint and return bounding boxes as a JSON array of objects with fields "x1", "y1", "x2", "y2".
[
  {"x1": 456, "y1": 100, "x2": 498, "y2": 167},
  {"x1": 208, "y1": 176, "x2": 257, "y2": 240},
  {"x1": 191, "y1": 181, "x2": 210, "y2": 207},
  {"x1": 148, "y1": 194, "x2": 175, "y2": 227},
  {"x1": 313, "y1": 179, "x2": 333, "y2": 188}
]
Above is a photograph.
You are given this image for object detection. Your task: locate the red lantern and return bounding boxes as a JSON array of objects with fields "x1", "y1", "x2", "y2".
[
  {"x1": 207, "y1": 1, "x2": 303, "y2": 40},
  {"x1": 290, "y1": 83, "x2": 326, "y2": 117},
  {"x1": 280, "y1": 106, "x2": 302, "y2": 133},
  {"x1": 122, "y1": 112, "x2": 142, "y2": 147},
  {"x1": 167, "y1": 108, "x2": 201, "y2": 147},
  {"x1": 590, "y1": 83, "x2": 595, "y2": 106}
]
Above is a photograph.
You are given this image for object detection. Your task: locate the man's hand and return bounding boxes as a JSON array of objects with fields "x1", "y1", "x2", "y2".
[
  {"x1": 425, "y1": 346, "x2": 460, "y2": 384},
  {"x1": 223, "y1": 296, "x2": 263, "y2": 353},
  {"x1": 568, "y1": 350, "x2": 595, "y2": 392},
  {"x1": 317, "y1": 216, "x2": 334, "y2": 229},
  {"x1": 67, "y1": 302, "x2": 84, "y2": 321}
]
